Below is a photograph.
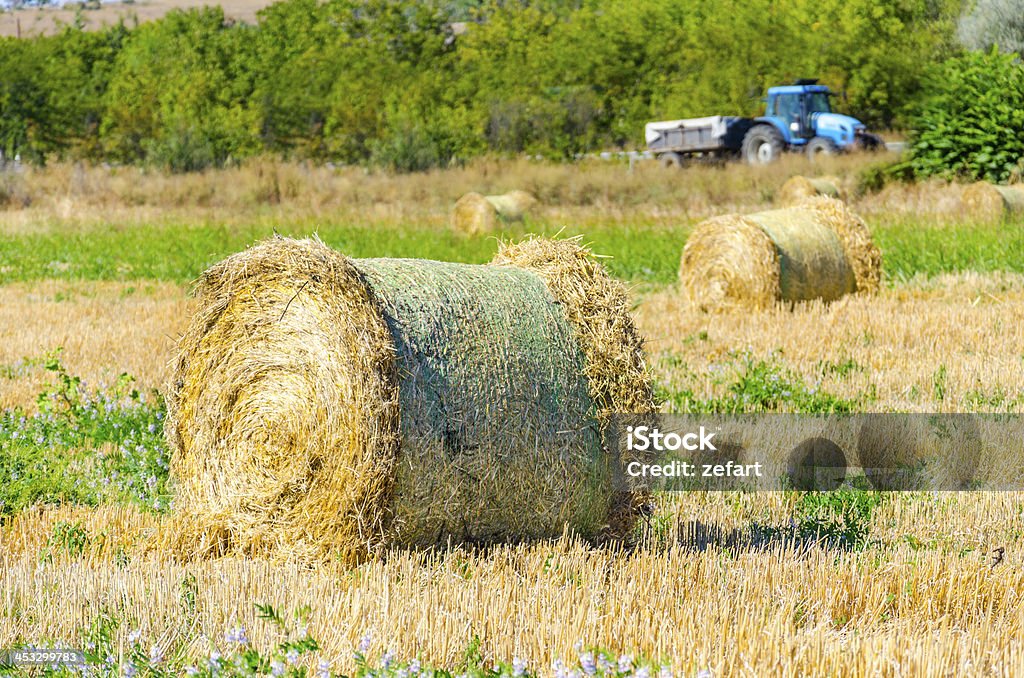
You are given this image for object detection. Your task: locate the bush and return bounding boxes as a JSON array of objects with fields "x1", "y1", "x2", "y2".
[{"x1": 906, "y1": 48, "x2": 1024, "y2": 182}]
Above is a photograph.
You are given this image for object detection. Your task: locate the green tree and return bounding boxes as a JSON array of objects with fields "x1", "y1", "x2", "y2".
[{"x1": 101, "y1": 7, "x2": 260, "y2": 170}]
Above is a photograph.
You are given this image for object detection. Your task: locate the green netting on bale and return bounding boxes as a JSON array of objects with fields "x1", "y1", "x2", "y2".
[{"x1": 354, "y1": 258, "x2": 613, "y2": 546}]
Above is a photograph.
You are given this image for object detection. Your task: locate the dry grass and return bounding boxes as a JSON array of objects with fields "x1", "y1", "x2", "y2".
[
  {"x1": 2, "y1": 156, "x2": 1023, "y2": 675},
  {"x1": 2, "y1": 493, "x2": 1023, "y2": 676},
  {"x1": 0, "y1": 280, "x2": 191, "y2": 411},
  {"x1": 1, "y1": 204, "x2": 1022, "y2": 673},
  {"x1": 638, "y1": 272, "x2": 1024, "y2": 413},
  {"x1": 0, "y1": 153, "x2": 968, "y2": 235}
]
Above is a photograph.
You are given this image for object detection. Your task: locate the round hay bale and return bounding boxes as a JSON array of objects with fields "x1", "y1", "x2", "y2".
[
  {"x1": 166, "y1": 236, "x2": 654, "y2": 562},
  {"x1": 451, "y1": 191, "x2": 499, "y2": 234},
  {"x1": 485, "y1": 190, "x2": 538, "y2": 221},
  {"x1": 778, "y1": 175, "x2": 844, "y2": 206},
  {"x1": 962, "y1": 182, "x2": 1024, "y2": 220},
  {"x1": 679, "y1": 197, "x2": 880, "y2": 311}
]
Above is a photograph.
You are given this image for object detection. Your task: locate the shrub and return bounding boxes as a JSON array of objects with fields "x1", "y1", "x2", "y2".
[{"x1": 907, "y1": 48, "x2": 1024, "y2": 182}]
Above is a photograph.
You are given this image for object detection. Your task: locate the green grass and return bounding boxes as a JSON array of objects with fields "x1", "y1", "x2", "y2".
[
  {"x1": 2, "y1": 217, "x2": 1021, "y2": 287},
  {"x1": 0, "y1": 220, "x2": 686, "y2": 286},
  {"x1": 875, "y1": 219, "x2": 1024, "y2": 282},
  {"x1": 656, "y1": 353, "x2": 863, "y2": 414}
]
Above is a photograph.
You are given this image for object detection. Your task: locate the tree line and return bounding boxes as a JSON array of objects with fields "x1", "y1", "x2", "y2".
[{"x1": 0, "y1": 0, "x2": 988, "y2": 171}]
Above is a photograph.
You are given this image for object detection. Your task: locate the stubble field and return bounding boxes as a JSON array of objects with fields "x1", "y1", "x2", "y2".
[{"x1": 1, "y1": 155, "x2": 1023, "y2": 676}]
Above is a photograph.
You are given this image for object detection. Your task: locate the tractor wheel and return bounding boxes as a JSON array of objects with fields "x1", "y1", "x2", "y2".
[
  {"x1": 806, "y1": 136, "x2": 839, "y2": 161},
  {"x1": 742, "y1": 125, "x2": 784, "y2": 165},
  {"x1": 660, "y1": 152, "x2": 685, "y2": 169}
]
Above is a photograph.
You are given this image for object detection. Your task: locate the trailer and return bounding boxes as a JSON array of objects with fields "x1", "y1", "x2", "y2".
[{"x1": 644, "y1": 116, "x2": 754, "y2": 167}]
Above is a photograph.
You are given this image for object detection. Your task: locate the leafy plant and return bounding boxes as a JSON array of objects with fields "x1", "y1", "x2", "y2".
[
  {"x1": 791, "y1": 486, "x2": 885, "y2": 550},
  {"x1": 39, "y1": 520, "x2": 92, "y2": 562},
  {"x1": 0, "y1": 350, "x2": 170, "y2": 517},
  {"x1": 658, "y1": 354, "x2": 859, "y2": 414},
  {"x1": 906, "y1": 48, "x2": 1024, "y2": 182}
]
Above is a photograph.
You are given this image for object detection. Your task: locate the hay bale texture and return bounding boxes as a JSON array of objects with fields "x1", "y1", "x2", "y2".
[
  {"x1": 680, "y1": 197, "x2": 881, "y2": 311},
  {"x1": 778, "y1": 175, "x2": 844, "y2": 206},
  {"x1": 166, "y1": 236, "x2": 654, "y2": 561},
  {"x1": 962, "y1": 182, "x2": 1024, "y2": 220}
]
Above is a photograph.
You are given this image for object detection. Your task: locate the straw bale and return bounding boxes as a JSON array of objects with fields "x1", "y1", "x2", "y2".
[
  {"x1": 778, "y1": 175, "x2": 844, "y2": 206},
  {"x1": 962, "y1": 182, "x2": 1024, "y2": 220},
  {"x1": 485, "y1": 190, "x2": 537, "y2": 221},
  {"x1": 166, "y1": 236, "x2": 653, "y2": 561},
  {"x1": 451, "y1": 192, "x2": 499, "y2": 234},
  {"x1": 679, "y1": 197, "x2": 880, "y2": 311}
]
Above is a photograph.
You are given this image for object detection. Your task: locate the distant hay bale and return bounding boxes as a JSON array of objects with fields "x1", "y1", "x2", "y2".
[
  {"x1": 166, "y1": 236, "x2": 654, "y2": 562},
  {"x1": 485, "y1": 190, "x2": 537, "y2": 221},
  {"x1": 962, "y1": 182, "x2": 1024, "y2": 220},
  {"x1": 778, "y1": 175, "x2": 844, "y2": 206},
  {"x1": 451, "y1": 191, "x2": 498, "y2": 234},
  {"x1": 680, "y1": 197, "x2": 881, "y2": 311}
]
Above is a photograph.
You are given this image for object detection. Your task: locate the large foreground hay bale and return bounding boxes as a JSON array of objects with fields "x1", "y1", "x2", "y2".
[
  {"x1": 962, "y1": 182, "x2": 1024, "y2": 220},
  {"x1": 166, "y1": 236, "x2": 654, "y2": 562},
  {"x1": 778, "y1": 175, "x2": 844, "y2": 206},
  {"x1": 451, "y1": 191, "x2": 499, "y2": 234},
  {"x1": 680, "y1": 197, "x2": 881, "y2": 311},
  {"x1": 485, "y1": 190, "x2": 538, "y2": 221}
]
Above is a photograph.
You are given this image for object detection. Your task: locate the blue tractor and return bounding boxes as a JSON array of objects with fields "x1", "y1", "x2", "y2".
[
  {"x1": 740, "y1": 79, "x2": 882, "y2": 164},
  {"x1": 645, "y1": 80, "x2": 882, "y2": 167}
]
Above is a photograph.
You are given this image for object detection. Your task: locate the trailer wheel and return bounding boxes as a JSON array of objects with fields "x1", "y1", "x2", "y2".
[
  {"x1": 806, "y1": 136, "x2": 838, "y2": 161},
  {"x1": 742, "y1": 125, "x2": 784, "y2": 165},
  {"x1": 660, "y1": 152, "x2": 685, "y2": 169}
]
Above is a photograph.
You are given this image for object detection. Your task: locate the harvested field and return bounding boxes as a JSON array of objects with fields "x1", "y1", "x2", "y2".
[
  {"x1": 0, "y1": 280, "x2": 190, "y2": 411},
  {"x1": 2, "y1": 492, "x2": 1023, "y2": 676},
  {"x1": 638, "y1": 272, "x2": 1024, "y2": 413},
  {"x1": 3, "y1": 158, "x2": 1024, "y2": 676}
]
